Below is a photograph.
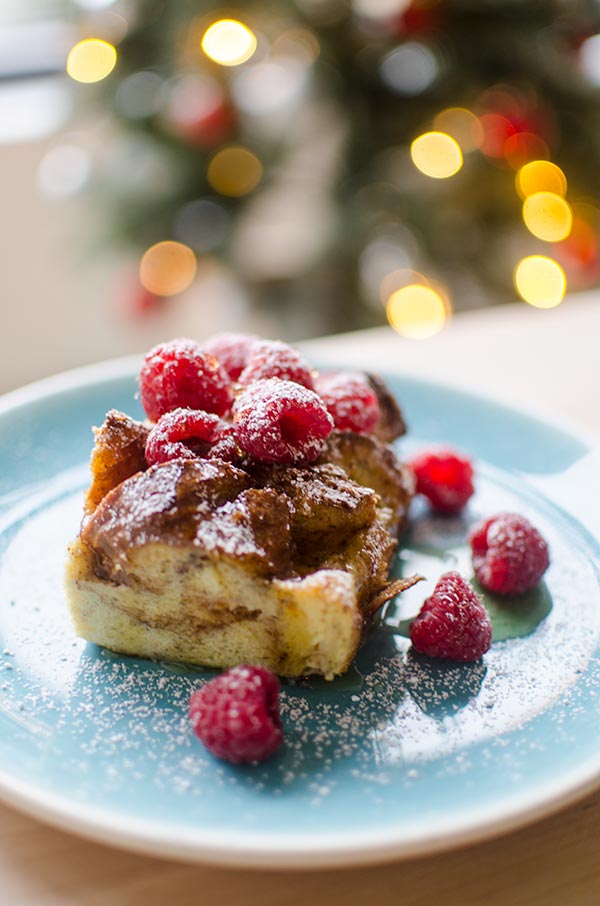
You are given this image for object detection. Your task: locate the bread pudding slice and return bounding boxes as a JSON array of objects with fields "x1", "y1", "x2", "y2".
[{"x1": 65, "y1": 406, "x2": 416, "y2": 678}]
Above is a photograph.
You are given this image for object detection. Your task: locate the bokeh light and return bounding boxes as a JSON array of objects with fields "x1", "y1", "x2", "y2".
[
  {"x1": 380, "y1": 43, "x2": 439, "y2": 96},
  {"x1": 233, "y1": 60, "x2": 308, "y2": 116},
  {"x1": 115, "y1": 71, "x2": 165, "y2": 119},
  {"x1": 514, "y1": 255, "x2": 566, "y2": 308},
  {"x1": 104, "y1": 135, "x2": 181, "y2": 201},
  {"x1": 386, "y1": 283, "x2": 449, "y2": 338},
  {"x1": 37, "y1": 145, "x2": 91, "y2": 197},
  {"x1": 165, "y1": 76, "x2": 231, "y2": 147},
  {"x1": 95, "y1": 11, "x2": 128, "y2": 45},
  {"x1": 380, "y1": 268, "x2": 429, "y2": 306},
  {"x1": 503, "y1": 132, "x2": 549, "y2": 170},
  {"x1": 359, "y1": 235, "x2": 417, "y2": 306},
  {"x1": 272, "y1": 27, "x2": 320, "y2": 63},
  {"x1": 201, "y1": 20, "x2": 257, "y2": 67},
  {"x1": 410, "y1": 132, "x2": 463, "y2": 179},
  {"x1": 66, "y1": 39, "x2": 117, "y2": 83},
  {"x1": 432, "y1": 107, "x2": 483, "y2": 153},
  {"x1": 139, "y1": 241, "x2": 197, "y2": 296},
  {"x1": 207, "y1": 146, "x2": 262, "y2": 196},
  {"x1": 522, "y1": 192, "x2": 573, "y2": 242},
  {"x1": 516, "y1": 160, "x2": 567, "y2": 200},
  {"x1": 580, "y1": 34, "x2": 600, "y2": 85},
  {"x1": 479, "y1": 113, "x2": 515, "y2": 158},
  {"x1": 231, "y1": 189, "x2": 335, "y2": 279},
  {"x1": 174, "y1": 199, "x2": 230, "y2": 252},
  {"x1": 557, "y1": 204, "x2": 599, "y2": 271},
  {"x1": 353, "y1": 0, "x2": 411, "y2": 18},
  {"x1": 75, "y1": 0, "x2": 117, "y2": 9}
]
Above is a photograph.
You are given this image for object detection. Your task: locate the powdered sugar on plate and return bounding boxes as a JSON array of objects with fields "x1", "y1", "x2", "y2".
[{"x1": 0, "y1": 461, "x2": 598, "y2": 819}]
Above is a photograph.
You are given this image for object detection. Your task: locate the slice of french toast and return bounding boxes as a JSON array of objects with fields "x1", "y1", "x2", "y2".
[{"x1": 66, "y1": 408, "x2": 416, "y2": 678}]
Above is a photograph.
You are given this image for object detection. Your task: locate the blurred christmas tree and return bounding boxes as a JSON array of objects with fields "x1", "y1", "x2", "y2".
[{"x1": 66, "y1": 0, "x2": 600, "y2": 337}]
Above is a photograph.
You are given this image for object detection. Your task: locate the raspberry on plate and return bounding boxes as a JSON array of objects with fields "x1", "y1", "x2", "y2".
[
  {"x1": 238, "y1": 340, "x2": 315, "y2": 390},
  {"x1": 410, "y1": 571, "x2": 492, "y2": 661},
  {"x1": 409, "y1": 447, "x2": 474, "y2": 514},
  {"x1": 233, "y1": 378, "x2": 334, "y2": 464},
  {"x1": 189, "y1": 665, "x2": 283, "y2": 764},
  {"x1": 315, "y1": 371, "x2": 381, "y2": 435},
  {"x1": 202, "y1": 332, "x2": 259, "y2": 381},
  {"x1": 139, "y1": 338, "x2": 233, "y2": 422},
  {"x1": 470, "y1": 512, "x2": 550, "y2": 595}
]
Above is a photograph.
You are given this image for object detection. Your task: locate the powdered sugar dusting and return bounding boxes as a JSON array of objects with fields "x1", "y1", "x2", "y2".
[
  {"x1": 315, "y1": 371, "x2": 381, "y2": 434},
  {"x1": 238, "y1": 341, "x2": 315, "y2": 390},
  {"x1": 0, "y1": 463, "x2": 599, "y2": 836},
  {"x1": 234, "y1": 378, "x2": 333, "y2": 464}
]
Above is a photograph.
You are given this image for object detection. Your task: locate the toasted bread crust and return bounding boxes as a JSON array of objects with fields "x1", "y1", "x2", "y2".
[
  {"x1": 318, "y1": 430, "x2": 414, "y2": 534},
  {"x1": 85, "y1": 410, "x2": 149, "y2": 515},
  {"x1": 367, "y1": 373, "x2": 407, "y2": 443},
  {"x1": 67, "y1": 412, "x2": 416, "y2": 678}
]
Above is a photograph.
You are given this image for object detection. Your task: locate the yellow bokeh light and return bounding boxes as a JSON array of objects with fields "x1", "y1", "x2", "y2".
[
  {"x1": 514, "y1": 256, "x2": 566, "y2": 309},
  {"x1": 201, "y1": 19, "x2": 257, "y2": 67},
  {"x1": 380, "y1": 268, "x2": 430, "y2": 305},
  {"x1": 66, "y1": 39, "x2": 117, "y2": 83},
  {"x1": 410, "y1": 132, "x2": 463, "y2": 179},
  {"x1": 139, "y1": 241, "x2": 197, "y2": 296},
  {"x1": 522, "y1": 192, "x2": 573, "y2": 242},
  {"x1": 432, "y1": 108, "x2": 483, "y2": 153},
  {"x1": 516, "y1": 160, "x2": 567, "y2": 200},
  {"x1": 207, "y1": 146, "x2": 262, "y2": 197},
  {"x1": 386, "y1": 283, "x2": 449, "y2": 339}
]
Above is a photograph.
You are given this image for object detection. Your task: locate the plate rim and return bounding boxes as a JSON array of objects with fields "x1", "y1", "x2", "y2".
[
  {"x1": 0, "y1": 752, "x2": 600, "y2": 870},
  {"x1": 0, "y1": 354, "x2": 599, "y2": 869}
]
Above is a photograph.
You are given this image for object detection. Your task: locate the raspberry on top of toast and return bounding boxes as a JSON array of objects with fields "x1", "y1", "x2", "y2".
[{"x1": 66, "y1": 334, "x2": 418, "y2": 679}]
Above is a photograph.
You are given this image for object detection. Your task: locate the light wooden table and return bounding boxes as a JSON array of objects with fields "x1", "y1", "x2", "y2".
[{"x1": 2, "y1": 294, "x2": 600, "y2": 904}]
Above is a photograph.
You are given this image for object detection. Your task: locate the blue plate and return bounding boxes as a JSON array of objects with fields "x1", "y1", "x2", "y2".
[{"x1": 0, "y1": 358, "x2": 599, "y2": 868}]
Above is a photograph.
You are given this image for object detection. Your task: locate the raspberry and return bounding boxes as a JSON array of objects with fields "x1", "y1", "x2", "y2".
[
  {"x1": 207, "y1": 423, "x2": 243, "y2": 464},
  {"x1": 139, "y1": 338, "x2": 233, "y2": 422},
  {"x1": 238, "y1": 340, "x2": 315, "y2": 390},
  {"x1": 469, "y1": 512, "x2": 550, "y2": 595},
  {"x1": 409, "y1": 447, "x2": 474, "y2": 514},
  {"x1": 189, "y1": 665, "x2": 283, "y2": 764},
  {"x1": 315, "y1": 371, "x2": 381, "y2": 434},
  {"x1": 202, "y1": 332, "x2": 258, "y2": 381},
  {"x1": 145, "y1": 408, "x2": 225, "y2": 465},
  {"x1": 410, "y1": 571, "x2": 492, "y2": 661},
  {"x1": 233, "y1": 378, "x2": 334, "y2": 464}
]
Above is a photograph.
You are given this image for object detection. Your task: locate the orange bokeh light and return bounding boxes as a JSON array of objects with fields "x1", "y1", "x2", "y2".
[
  {"x1": 503, "y1": 132, "x2": 549, "y2": 170},
  {"x1": 139, "y1": 241, "x2": 197, "y2": 296},
  {"x1": 558, "y1": 216, "x2": 598, "y2": 267},
  {"x1": 516, "y1": 160, "x2": 567, "y2": 200},
  {"x1": 479, "y1": 113, "x2": 516, "y2": 158}
]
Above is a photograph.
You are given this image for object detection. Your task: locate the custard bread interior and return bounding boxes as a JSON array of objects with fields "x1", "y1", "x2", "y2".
[{"x1": 65, "y1": 407, "x2": 416, "y2": 679}]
